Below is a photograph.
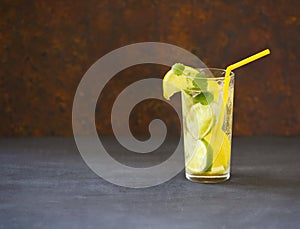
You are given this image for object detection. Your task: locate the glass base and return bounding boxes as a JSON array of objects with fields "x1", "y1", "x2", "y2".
[{"x1": 185, "y1": 172, "x2": 230, "y2": 184}]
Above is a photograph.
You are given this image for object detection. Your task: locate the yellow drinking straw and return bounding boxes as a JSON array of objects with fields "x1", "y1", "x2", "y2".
[
  {"x1": 225, "y1": 49, "x2": 270, "y2": 78},
  {"x1": 209, "y1": 49, "x2": 270, "y2": 163},
  {"x1": 215, "y1": 49, "x2": 270, "y2": 140},
  {"x1": 222, "y1": 49, "x2": 270, "y2": 114}
]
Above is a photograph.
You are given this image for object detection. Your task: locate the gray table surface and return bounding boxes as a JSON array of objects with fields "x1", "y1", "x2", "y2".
[{"x1": 0, "y1": 137, "x2": 300, "y2": 229}]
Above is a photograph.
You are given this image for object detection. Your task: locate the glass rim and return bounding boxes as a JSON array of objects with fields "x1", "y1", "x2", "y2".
[{"x1": 182, "y1": 67, "x2": 235, "y2": 80}]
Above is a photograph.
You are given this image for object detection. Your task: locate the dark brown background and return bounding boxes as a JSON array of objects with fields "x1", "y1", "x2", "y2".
[{"x1": 0, "y1": 0, "x2": 299, "y2": 137}]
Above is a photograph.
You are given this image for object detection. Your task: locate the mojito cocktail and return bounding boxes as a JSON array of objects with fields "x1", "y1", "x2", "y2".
[
  {"x1": 163, "y1": 65, "x2": 234, "y2": 183},
  {"x1": 181, "y1": 68, "x2": 234, "y2": 183}
]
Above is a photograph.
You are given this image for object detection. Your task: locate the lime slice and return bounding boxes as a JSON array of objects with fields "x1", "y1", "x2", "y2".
[
  {"x1": 186, "y1": 103, "x2": 215, "y2": 139},
  {"x1": 186, "y1": 139, "x2": 213, "y2": 174},
  {"x1": 183, "y1": 130, "x2": 197, "y2": 161}
]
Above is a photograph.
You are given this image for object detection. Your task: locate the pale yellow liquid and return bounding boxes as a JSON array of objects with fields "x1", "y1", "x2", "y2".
[{"x1": 181, "y1": 78, "x2": 234, "y2": 183}]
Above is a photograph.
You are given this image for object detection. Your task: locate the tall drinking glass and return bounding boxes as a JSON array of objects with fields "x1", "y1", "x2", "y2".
[{"x1": 181, "y1": 68, "x2": 234, "y2": 183}]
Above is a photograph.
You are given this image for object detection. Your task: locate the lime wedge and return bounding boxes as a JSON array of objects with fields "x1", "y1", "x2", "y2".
[
  {"x1": 162, "y1": 69, "x2": 182, "y2": 100},
  {"x1": 186, "y1": 139, "x2": 213, "y2": 174},
  {"x1": 186, "y1": 103, "x2": 215, "y2": 139},
  {"x1": 162, "y1": 64, "x2": 203, "y2": 100}
]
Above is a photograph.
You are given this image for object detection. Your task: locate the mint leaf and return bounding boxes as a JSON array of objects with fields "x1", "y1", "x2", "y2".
[
  {"x1": 193, "y1": 72, "x2": 207, "y2": 91},
  {"x1": 193, "y1": 92, "x2": 214, "y2": 105},
  {"x1": 172, "y1": 63, "x2": 185, "y2": 76}
]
